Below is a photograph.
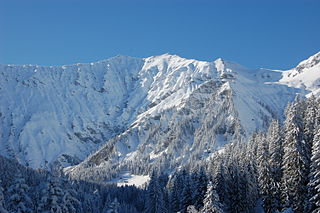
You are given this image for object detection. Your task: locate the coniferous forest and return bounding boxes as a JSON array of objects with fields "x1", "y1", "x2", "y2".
[{"x1": 1, "y1": 96, "x2": 320, "y2": 212}]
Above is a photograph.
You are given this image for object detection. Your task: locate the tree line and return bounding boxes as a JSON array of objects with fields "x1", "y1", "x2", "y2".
[
  {"x1": 1, "y1": 95, "x2": 320, "y2": 212},
  {"x1": 144, "y1": 95, "x2": 320, "y2": 213}
]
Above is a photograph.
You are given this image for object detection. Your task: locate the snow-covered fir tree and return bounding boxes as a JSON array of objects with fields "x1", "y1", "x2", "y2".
[
  {"x1": 268, "y1": 120, "x2": 283, "y2": 182},
  {"x1": 200, "y1": 181, "x2": 223, "y2": 213},
  {"x1": 37, "y1": 176, "x2": 64, "y2": 213},
  {"x1": 257, "y1": 133, "x2": 275, "y2": 213},
  {"x1": 282, "y1": 101, "x2": 308, "y2": 212},
  {"x1": 241, "y1": 161, "x2": 259, "y2": 212},
  {"x1": 225, "y1": 161, "x2": 243, "y2": 213},
  {"x1": 267, "y1": 119, "x2": 283, "y2": 212},
  {"x1": 7, "y1": 172, "x2": 32, "y2": 213},
  {"x1": 144, "y1": 172, "x2": 167, "y2": 213},
  {"x1": 304, "y1": 95, "x2": 317, "y2": 152},
  {"x1": 186, "y1": 205, "x2": 199, "y2": 213},
  {"x1": 304, "y1": 95, "x2": 319, "y2": 212},
  {"x1": 0, "y1": 180, "x2": 8, "y2": 213},
  {"x1": 191, "y1": 168, "x2": 207, "y2": 210},
  {"x1": 167, "y1": 175, "x2": 180, "y2": 213},
  {"x1": 181, "y1": 172, "x2": 193, "y2": 213},
  {"x1": 107, "y1": 198, "x2": 120, "y2": 213},
  {"x1": 61, "y1": 186, "x2": 80, "y2": 213},
  {"x1": 210, "y1": 158, "x2": 227, "y2": 209},
  {"x1": 309, "y1": 127, "x2": 320, "y2": 213}
]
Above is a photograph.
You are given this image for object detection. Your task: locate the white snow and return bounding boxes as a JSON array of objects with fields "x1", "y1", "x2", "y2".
[
  {"x1": 1, "y1": 52, "x2": 319, "y2": 171},
  {"x1": 106, "y1": 171, "x2": 150, "y2": 188},
  {"x1": 278, "y1": 52, "x2": 320, "y2": 93}
]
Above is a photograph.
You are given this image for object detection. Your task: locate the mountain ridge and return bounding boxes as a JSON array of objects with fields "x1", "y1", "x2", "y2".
[{"x1": 0, "y1": 53, "x2": 319, "y2": 180}]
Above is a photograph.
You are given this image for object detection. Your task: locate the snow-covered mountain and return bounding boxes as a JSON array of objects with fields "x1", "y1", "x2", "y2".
[
  {"x1": 278, "y1": 52, "x2": 320, "y2": 96},
  {"x1": 0, "y1": 56, "x2": 144, "y2": 168},
  {"x1": 0, "y1": 52, "x2": 319, "y2": 180}
]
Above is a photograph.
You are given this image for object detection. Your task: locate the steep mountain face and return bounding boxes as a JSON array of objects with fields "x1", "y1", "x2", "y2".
[
  {"x1": 65, "y1": 56, "x2": 303, "y2": 182},
  {"x1": 0, "y1": 52, "x2": 318, "y2": 180},
  {"x1": 0, "y1": 56, "x2": 144, "y2": 168}
]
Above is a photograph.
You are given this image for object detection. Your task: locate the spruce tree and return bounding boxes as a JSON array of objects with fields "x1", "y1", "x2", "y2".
[
  {"x1": 61, "y1": 187, "x2": 80, "y2": 213},
  {"x1": 0, "y1": 180, "x2": 8, "y2": 213},
  {"x1": 107, "y1": 198, "x2": 120, "y2": 213},
  {"x1": 257, "y1": 137, "x2": 278, "y2": 213},
  {"x1": 212, "y1": 161, "x2": 228, "y2": 209},
  {"x1": 144, "y1": 172, "x2": 167, "y2": 213},
  {"x1": 268, "y1": 120, "x2": 283, "y2": 183},
  {"x1": 7, "y1": 172, "x2": 32, "y2": 213},
  {"x1": 37, "y1": 176, "x2": 64, "y2": 213},
  {"x1": 241, "y1": 162, "x2": 259, "y2": 212},
  {"x1": 169, "y1": 188, "x2": 179, "y2": 213},
  {"x1": 192, "y1": 168, "x2": 207, "y2": 210},
  {"x1": 282, "y1": 102, "x2": 308, "y2": 212},
  {"x1": 167, "y1": 174, "x2": 180, "y2": 213},
  {"x1": 304, "y1": 95, "x2": 319, "y2": 212},
  {"x1": 309, "y1": 127, "x2": 320, "y2": 213},
  {"x1": 187, "y1": 205, "x2": 199, "y2": 213},
  {"x1": 247, "y1": 132, "x2": 259, "y2": 160},
  {"x1": 267, "y1": 120, "x2": 283, "y2": 212},
  {"x1": 225, "y1": 162, "x2": 243, "y2": 213},
  {"x1": 304, "y1": 95, "x2": 317, "y2": 146},
  {"x1": 181, "y1": 173, "x2": 193, "y2": 213},
  {"x1": 200, "y1": 181, "x2": 223, "y2": 213}
]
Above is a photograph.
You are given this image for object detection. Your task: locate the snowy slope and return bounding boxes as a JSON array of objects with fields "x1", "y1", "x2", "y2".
[
  {"x1": 0, "y1": 56, "x2": 144, "y2": 168},
  {"x1": 106, "y1": 170, "x2": 150, "y2": 188},
  {"x1": 278, "y1": 52, "x2": 320, "y2": 96},
  {"x1": 1, "y1": 52, "x2": 319, "y2": 176},
  {"x1": 65, "y1": 56, "x2": 305, "y2": 182}
]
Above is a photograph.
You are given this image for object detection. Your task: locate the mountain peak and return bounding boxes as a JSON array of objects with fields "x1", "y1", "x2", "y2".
[
  {"x1": 279, "y1": 52, "x2": 320, "y2": 94},
  {"x1": 214, "y1": 58, "x2": 225, "y2": 72},
  {"x1": 146, "y1": 53, "x2": 190, "y2": 61},
  {"x1": 295, "y1": 52, "x2": 320, "y2": 72}
]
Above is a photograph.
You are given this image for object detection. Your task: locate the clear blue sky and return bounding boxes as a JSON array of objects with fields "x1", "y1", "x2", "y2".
[{"x1": 0, "y1": 0, "x2": 319, "y2": 69}]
